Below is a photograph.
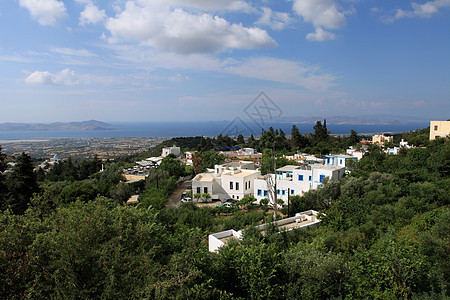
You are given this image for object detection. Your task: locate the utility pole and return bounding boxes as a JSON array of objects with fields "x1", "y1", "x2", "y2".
[{"x1": 288, "y1": 188, "x2": 290, "y2": 217}]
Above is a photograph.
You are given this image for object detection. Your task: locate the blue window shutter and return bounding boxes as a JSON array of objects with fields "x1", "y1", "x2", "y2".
[{"x1": 320, "y1": 175, "x2": 325, "y2": 183}]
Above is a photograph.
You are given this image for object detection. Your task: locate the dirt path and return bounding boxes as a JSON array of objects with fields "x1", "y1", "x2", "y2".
[{"x1": 165, "y1": 180, "x2": 191, "y2": 208}]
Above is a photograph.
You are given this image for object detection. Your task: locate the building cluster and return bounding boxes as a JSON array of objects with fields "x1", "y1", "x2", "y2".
[
  {"x1": 192, "y1": 150, "x2": 352, "y2": 204},
  {"x1": 123, "y1": 146, "x2": 181, "y2": 181},
  {"x1": 192, "y1": 161, "x2": 260, "y2": 201}
]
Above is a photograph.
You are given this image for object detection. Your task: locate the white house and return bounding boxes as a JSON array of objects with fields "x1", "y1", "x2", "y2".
[
  {"x1": 192, "y1": 161, "x2": 261, "y2": 201},
  {"x1": 253, "y1": 164, "x2": 345, "y2": 203},
  {"x1": 185, "y1": 151, "x2": 194, "y2": 165},
  {"x1": 346, "y1": 148, "x2": 365, "y2": 160},
  {"x1": 208, "y1": 210, "x2": 321, "y2": 252},
  {"x1": 324, "y1": 154, "x2": 358, "y2": 169},
  {"x1": 162, "y1": 145, "x2": 181, "y2": 157}
]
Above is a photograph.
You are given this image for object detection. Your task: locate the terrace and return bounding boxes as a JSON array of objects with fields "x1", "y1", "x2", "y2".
[{"x1": 208, "y1": 210, "x2": 322, "y2": 252}]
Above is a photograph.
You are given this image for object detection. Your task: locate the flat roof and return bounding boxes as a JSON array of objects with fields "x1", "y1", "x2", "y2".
[
  {"x1": 277, "y1": 165, "x2": 298, "y2": 172},
  {"x1": 193, "y1": 172, "x2": 216, "y2": 182},
  {"x1": 222, "y1": 169, "x2": 260, "y2": 177},
  {"x1": 311, "y1": 164, "x2": 345, "y2": 171},
  {"x1": 325, "y1": 154, "x2": 356, "y2": 159}
]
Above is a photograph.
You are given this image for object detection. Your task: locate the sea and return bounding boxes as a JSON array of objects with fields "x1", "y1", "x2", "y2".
[{"x1": 0, "y1": 121, "x2": 429, "y2": 141}]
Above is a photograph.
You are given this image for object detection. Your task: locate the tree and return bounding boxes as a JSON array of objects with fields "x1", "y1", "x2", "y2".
[
  {"x1": 159, "y1": 157, "x2": 186, "y2": 179},
  {"x1": 236, "y1": 196, "x2": 255, "y2": 209},
  {"x1": 347, "y1": 129, "x2": 360, "y2": 147},
  {"x1": 247, "y1": 134, "x2": 258, "y2": 149},
  {"x1": 201, "y1": 193, "x2": 211, "y2": 202},
  {"x1": 312, "y1": 120, "x2": 329, "y2": 145},
  {"x1": 291, "y1": 125, "x2": 309, "y2": 150},
  {"x1": 199, "y1": 150, "x2": 225, "y2": 173},
  {"x1": 192, "y1": 152, "x2": 203, "y2": 175},
  {"x1": 6, "y1": 153, "x2": 39, "y2": 214},
  {"x1": 110, "y1": 182, "x2": 132, "y2": 203},
  {"x1": 262, "y1": 149, "x2": 279, "y2": 219},
  {"x1": 283, "y1": 244, "x2": 350, "y2": 299},
  {"x1": 236, "y1": 134, "x2": 245, "y2": 145},
  {"x1": 193, "y1": 193, "x2": 201, "y2": 201}
]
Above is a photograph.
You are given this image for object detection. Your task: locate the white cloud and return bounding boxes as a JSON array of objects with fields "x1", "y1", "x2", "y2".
[
  {"x1": 51, "y1": 48, "x2": 97, "y2": 57},
  {"x1": 169, "y1": 73, "x2": 190, "y2": 82},
  {"x1": 255, "y1": 7, "x2": 293, "y2": 30},
  {"x1": 292, "y1": 0, "x2": 350, "y2": 41},
  {"x1": 19, "y1": 0, "x2": 67, "y2": 26},
  {"x1": 293, "y1": 0, "x2": 347, "y2": 29},
  {"x1": 107, "y1": 44, "x2": 225, "y2": 72},
  {"x1": 170, "y1": 0, "x2": 255, "y2": 12},
  {"x1": 226, "y1": 57, "x2": 337, "y2": 92},
  {"x1": 105, "y1": 1, "x2": 276, "y2": 54},
  {"x1": 25, "y1": 69, "x2": 79, "y2": 85},
  {"x1": 306, "y1": 27, "x2": 336, "y2": 41},
  {"x1": 384, "y1": 0, "x2": 450, "y2": 22},
  {"x1": 80, "y1": 3, "x2": 106, "y2": 25}
]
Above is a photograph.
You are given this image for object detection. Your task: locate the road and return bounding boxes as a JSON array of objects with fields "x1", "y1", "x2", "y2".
[{"x1": 165, "y1": 180, "x2": 191, "y2": 208}]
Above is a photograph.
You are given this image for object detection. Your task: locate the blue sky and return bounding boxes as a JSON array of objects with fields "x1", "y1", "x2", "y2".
[{"x1": 0, "y1": 0, "x2": 449, "y2": 123}]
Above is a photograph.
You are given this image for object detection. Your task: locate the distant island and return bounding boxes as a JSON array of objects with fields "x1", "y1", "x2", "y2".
[
  {"x1": 271, "y1": 115, "x2": 430, "y2": 125},
  {"x1": 0, "y1": 120, "x2": 116, "y2": 131}
]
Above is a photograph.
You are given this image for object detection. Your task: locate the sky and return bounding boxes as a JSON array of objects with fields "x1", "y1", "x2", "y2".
[{"x1": 0, "y1": 0, "x2": 449, "y2": 123}]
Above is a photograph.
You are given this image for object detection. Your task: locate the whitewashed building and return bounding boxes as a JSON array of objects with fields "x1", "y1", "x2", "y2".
[
  {"x1": 162, "y1": 145, "x2": 181, "y2": 157},
  {"x1": 192, "y1": 161, "x2": 261, "y2": 201},
  {"x1": 253, "y1": 164, "x2": 345, "y2": 203},
  {"x1": 209, "y1": 210, "x2": 322, "y2": 252},
  {"x1": 346, "y1": 148, "x2": 365, "y2": 160},
  {"x1": 324, "y1": 154, "x2": 358, "y2": 170}
]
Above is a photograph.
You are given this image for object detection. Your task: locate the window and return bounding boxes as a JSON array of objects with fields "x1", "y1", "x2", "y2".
[
  {"x1": 434, "y1": 125, "x2": 438, "y2": 131},
  {"x1": 309, "y1": 176, "x2": 312, "y2": 181},
  {"x1": 232, "y1": 195, "x2": 235, "y2": 199},
  {"x1": 264, "y1": 190, "x2": 268, "y2": 196},
  {"x1": 282, "y1": 190, "x2": 286, "y2": 196},
  {"x1": 290, "y1": 189, "x2": 295, "y2": 195},
  {"x1": 197, "y1": 187, "x2": 200, "y2": 194},
  {"x1": 257, "y1": 189, "x2": 262, "y2": 196},
  {"x1": 204, "y1": 187, "x2": 208, "y2": 194},
  {"x1": 340, "y1": 159, "x2": 343, "y2": 165},
  {"x1": 277, "y1": 189, "x2": 280, "y2": 195},
  {"x1": 248, "y1": 181, "x2": 251, "y2": 189},
  {"x1": 216, "y1": 168, "x2": 220, "y2": 173},
  {"x1": 237, "y1": 196, "x2": 239, "y2": 200},
  {"x1": 245, "y1": 182, "x2": 247, "y2": 190},
  {"x1": 236, "y1": 182, "x2": 239, "y2": 190},
  {"x1": 298, "y1": 175, "x2": 304, "y2": 181},
  {"x1": 320, "y1": 175, "x2": 326, "y2": 183},
  {"x1": 230, "y1": 182, "x2": 233, "y2": 190}
]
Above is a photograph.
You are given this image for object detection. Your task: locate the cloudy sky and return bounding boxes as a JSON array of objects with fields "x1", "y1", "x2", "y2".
[{"x1": 0, "y1": 0, "x2": 449, "y2": 123}]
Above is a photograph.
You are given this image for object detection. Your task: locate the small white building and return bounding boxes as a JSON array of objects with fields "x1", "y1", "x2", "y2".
[
  {"x1": 384, "y1": 139, "x2": 413, "y2": 155},
  {"x1": 242, "y1": 148, "x2": 257, "y2": 155},
  {"x1": 324, "y1": 154, "x2": 358, "y2": 169},
  {"x1": 146, "y1": 157, "x2": 163, "y2": 165},
  {"x1": 185, "y1": 151, "x2": 194, "y2": 165},
  {"x1": 346, "y1": 148, "x2": 365, "y2": 160},
  {"x1": 162, "y1": 145, "x2": 181, "y2": 157},
  {"x1": 192, "y1": 161, "x2": 261, "y2": 201},
  {"x1": 253, "y1": 164, "x2": 345, "y2": 203},
  {"x1": 209, "y1": 210, "x2": 321, "y2": 252}
]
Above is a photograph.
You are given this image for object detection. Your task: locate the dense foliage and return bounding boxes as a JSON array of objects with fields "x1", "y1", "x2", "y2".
[{"x1": 0, "y1": 132, "x2": 448, "y2": 299}]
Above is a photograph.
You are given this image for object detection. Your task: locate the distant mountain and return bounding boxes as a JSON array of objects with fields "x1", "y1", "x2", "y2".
[
  {"x1": 271, "y1": 115, "x2": 430, "y2": 125},
  {"x1": 0, "y1": 120, "x2": 116, "y2": 131}
]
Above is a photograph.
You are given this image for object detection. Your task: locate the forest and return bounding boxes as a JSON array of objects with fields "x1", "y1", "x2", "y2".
[{"x1": 0, "y1": 123, "x2": 448, "y2": 299}]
